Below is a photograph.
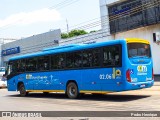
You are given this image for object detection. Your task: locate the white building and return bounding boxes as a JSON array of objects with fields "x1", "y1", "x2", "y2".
[
  {"x1": 99, "y1": 0, "x2": 160, "y2": 75},
  {"x1": 1, "y1": 29, "x2": 60, "y2": 67}
]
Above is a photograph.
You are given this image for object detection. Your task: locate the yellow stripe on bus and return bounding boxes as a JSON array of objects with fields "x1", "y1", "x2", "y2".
[
  {"x1": 126, "y1": 38, "x2": 150, "y2": 44},
  {"x1": 26, "y1": 90, "x2": 65, "y2": 93},
  {"x1": 26, "y1": 90, "x2": 112, "y2": 94},
  {"x1": 80, "y1": 90, "x2": 112, "y2": 94}
]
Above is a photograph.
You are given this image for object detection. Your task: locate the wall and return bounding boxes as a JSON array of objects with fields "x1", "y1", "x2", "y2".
[
  {"x1": 99, "y1": 0, "x2": 160, "y2": 75},
  {"x1": 1, "y1": 29, "x2": 61, "y2": 66},
  {"x1": 99, "y1": 0, "x2": 119, "y2": 32}
]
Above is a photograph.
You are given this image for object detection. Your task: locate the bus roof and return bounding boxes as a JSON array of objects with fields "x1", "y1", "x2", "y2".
[
  {"x1": 9, "y1": 38, "x2": 149, "y2": 61},
  {"x1": 43, "y1": 44, "x2": 84, "y2": 51},
  {"x1": 126, "y1": 38, "x2": 150, "y2": 44}
]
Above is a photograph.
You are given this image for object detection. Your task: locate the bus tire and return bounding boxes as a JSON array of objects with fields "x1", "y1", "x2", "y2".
[
  {"x1": 19, "y1": 84, "x2": 28, "y2": 97},
  {"x1": 66, "y1": 82, "x2": 79, "y2": 99}
]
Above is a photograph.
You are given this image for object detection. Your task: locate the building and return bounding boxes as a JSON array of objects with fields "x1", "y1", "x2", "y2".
[
  {"x1": 1, "y1": 29, "x2": 60, "y2": 67},
  {"x1": 99, "y1": 0, "x2": 160, "y2": 75},
  {"x1": 0, "y1": 38, "x2": 19, "y2": 66}
]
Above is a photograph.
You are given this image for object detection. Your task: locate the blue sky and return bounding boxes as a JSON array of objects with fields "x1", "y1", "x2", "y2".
[{"x1": 0, "y1": 0, "x2": 100, "y2": 38}]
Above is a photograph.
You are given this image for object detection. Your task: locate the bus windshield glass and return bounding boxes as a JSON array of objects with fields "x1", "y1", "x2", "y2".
[
  {"x1": 127, "y1": 43, "x2": 151, "y2": 58},
  {"x1": 6, "y1": 63, "x2": 13, "y2": 76}
]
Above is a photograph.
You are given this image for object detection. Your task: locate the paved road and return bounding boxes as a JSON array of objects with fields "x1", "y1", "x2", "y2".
[{"x1": 0, "y1": 83, "x2": 159, "y2": 120}]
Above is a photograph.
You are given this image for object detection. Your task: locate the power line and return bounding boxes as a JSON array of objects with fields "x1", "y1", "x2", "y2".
[
  {"x1": 61, "y1": 16, "x2": 109, "y2": 33},
  {"x1": 61, "y1": 20, "x2": 102, "y2": 33},
  {"x1": 49, "y1": 0, "x2": 80, "y2": 10},
  {"x1": 61, "y1": 16, "x2": 101, "y2": 32},
  {"x1": 1, "y1": 0, "x2": 158, "y2": 42},
  {"x1": 0, "y1": 19, "x2": 23, "y2": 32},
  {"x1": 61, "y1": 0, "x2": 160, "y2": 33},
  {"x1": 49, "y1": 0, "x2": 71, "y2": 9}
]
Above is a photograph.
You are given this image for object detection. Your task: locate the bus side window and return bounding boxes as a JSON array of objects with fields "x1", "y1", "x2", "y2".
[
  {"x1": 66, "y1": 52, "x2": 74, "y2": 68},
  {"x1": 103, "y1": 47, "x2": 110, "y2": 66},
  {"x1": 26, "y1": 58, "x2": 37, "y2": 71},
  {"x1": 92, "y1": 49, "x2": 101, "y2": 67},
  {"x1": 103, "y1": 45, "x2": 121, "y2": 67},
  {"x1": 17, "y1": 60, "x2": 25, "y2": 73},
  {"x1": 58, "y1": 54, "x2": 65, "y2": 69},
  {"x1": 37, "y1": 56, "x2": 49, "y2": 71},
  {"x1": 74, "y1": 52, "x2": 82, "y2": 68},
  {"x1": 51, "y1": 54, "x2": 65, "y2": 70},
  {"x1": 51, "y1": 55, "x2": 58, "y2": 69},
  {"x1": 82, "y1": 50, "x2": 92, "y2": 67},
  {"x1": 114, "y1": 46, "x2": 120, "y2": 65},
  {"x1": 66, "y1": 51, "x2": 82, "y2": 69}
]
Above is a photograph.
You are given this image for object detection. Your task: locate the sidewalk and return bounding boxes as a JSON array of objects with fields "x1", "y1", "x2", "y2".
[{"x1": 154, "y1": 81, "x2": 160, "y2": 86}]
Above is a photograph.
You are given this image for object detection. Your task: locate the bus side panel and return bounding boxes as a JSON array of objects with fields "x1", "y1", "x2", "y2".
[
  {"x1": 48, "y1": 71, "x2": 65, "y2": 90},
  {"x1": 58, "y1": 70, "x2": 82, "y2": 91},
  {"x1": 100, "y1": 67, "x2": 125, "y2": 92},
  {"x1": 80, "y1": 69, "x2": 101, "y2": 91},
  {"x1": 24, "y1": 71, "x2": 82, "y2": 91},
  {"x1": 7, "y1": 76, "x2": 18, "y2": 91},
  {"x1": 25, "y1": 72, "x2": 65, "y2": 90},
  {"x1": 79, "y1": 41, "x2": 127, "y2": 92},
  {"x1": 100, "y1": 41, "x2": 127, "y2": 92}
]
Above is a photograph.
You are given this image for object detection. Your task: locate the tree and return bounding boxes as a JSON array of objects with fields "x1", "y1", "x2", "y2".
[
  {"x1": 68, "y1": 30, "x2": 88, "y2": 37},
  {"x1": 61, "y1": 33, "x2": 69, "y2": 39},
  {"x1": 90, "y1": 30, "x2": 97, "y2": 33},
  {"x1": 61, "y1": 29, "x2": 88, "y2": 39}
]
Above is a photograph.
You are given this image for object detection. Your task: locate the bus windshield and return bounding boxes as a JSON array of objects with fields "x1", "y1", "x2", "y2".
[
  {"x1": 127, "y1": 43, "x2": 151, "y2": 58},
  {"x1": 6, "y1": 63, "x2": 13, "y2": 76}
]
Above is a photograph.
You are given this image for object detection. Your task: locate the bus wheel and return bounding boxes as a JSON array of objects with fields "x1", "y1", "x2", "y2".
[
  {"x1": 67, "y1": 82, "x2": 79, "y2": 99},
  {"x1": 19, "y1": 84, "x2": 28, "y2": 97}
]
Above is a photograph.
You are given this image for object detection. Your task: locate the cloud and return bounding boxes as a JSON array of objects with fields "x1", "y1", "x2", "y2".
[{"x1": 0, "y1": 8, "x2": 61, "y2": 27}]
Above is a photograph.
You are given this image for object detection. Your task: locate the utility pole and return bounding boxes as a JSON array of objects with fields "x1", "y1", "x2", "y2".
[{"x1": 66, "y1": 19, "x2": 69, "y2": 33}]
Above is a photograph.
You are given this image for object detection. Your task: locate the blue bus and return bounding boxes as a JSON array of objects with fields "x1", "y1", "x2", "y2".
[{"x1": 6, "y1": 38, "x2": 154, "y2": 98}]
